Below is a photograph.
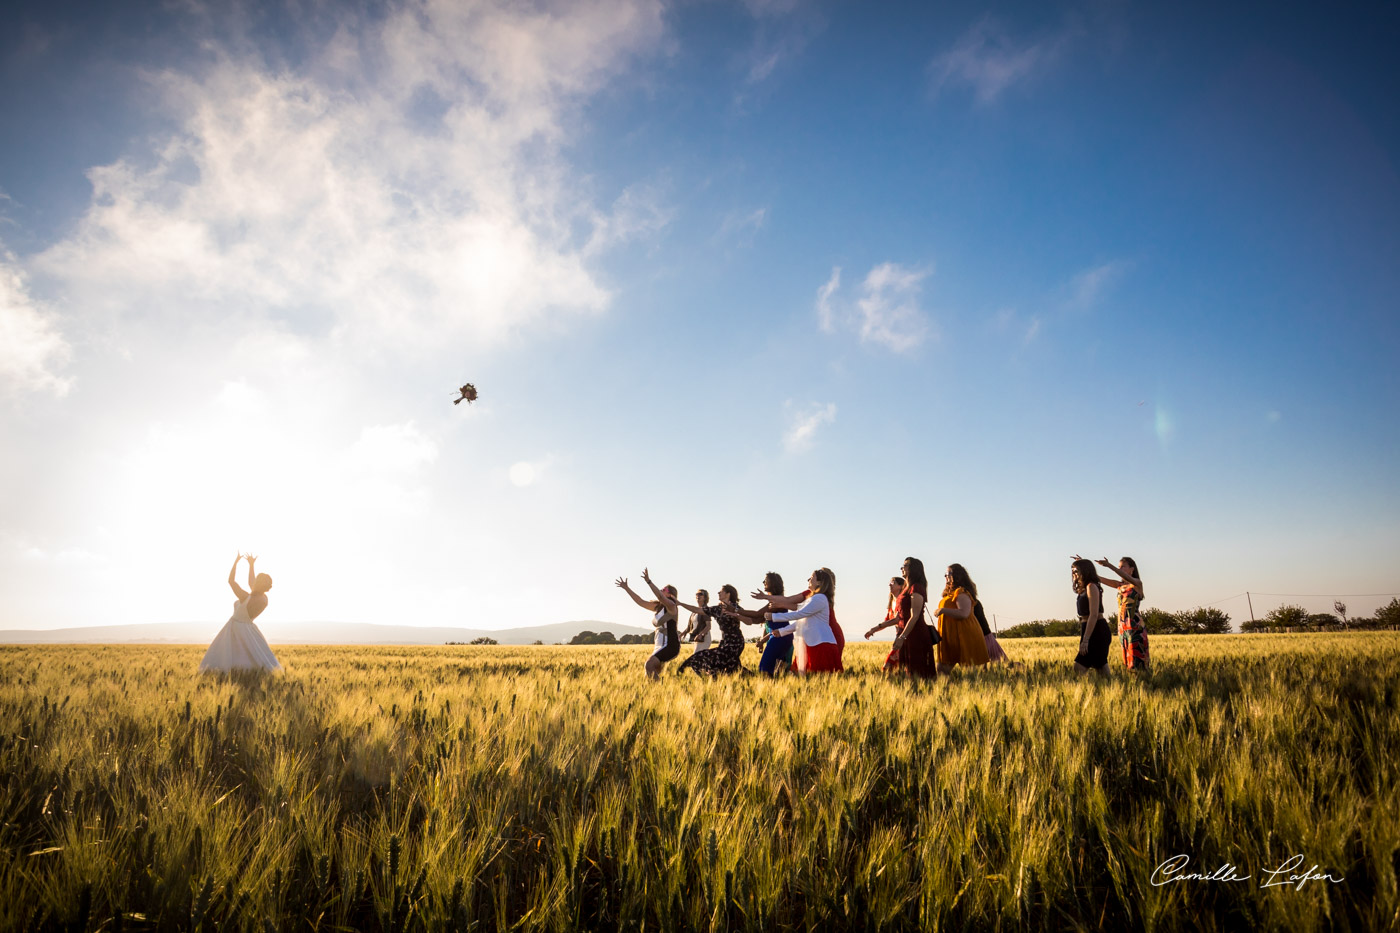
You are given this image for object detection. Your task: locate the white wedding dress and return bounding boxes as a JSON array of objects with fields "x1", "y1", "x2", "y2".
[{"x1": 199, "y1": 597, "x2": 282, "y2": 673}]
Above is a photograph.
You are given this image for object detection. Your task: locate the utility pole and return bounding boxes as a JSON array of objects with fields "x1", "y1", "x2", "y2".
[{"x1": 1247, "y1": 592, "x2": 1255, "y2": 627}]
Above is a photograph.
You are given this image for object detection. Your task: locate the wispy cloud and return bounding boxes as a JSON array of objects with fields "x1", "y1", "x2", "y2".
[
  {"x1": 735, "y1": 0, "x2": 824, "y2": 97},
  {"x1": 817, "y1": 262, "x2": 931, "y2": 352},
  {"x1": 0, "y1": 247, "x2": 69, "y2": 398},
  {"x1": 929, "y1": 16, "x2": 1078, "y2": 105},
  {"x1": 815, "y1": 267, "x2": 841, "y2": 333},
  {"x1": 714, "y1": 206, "x2": 768, "y2": 249},
  {"x1": 1066, "y1": 260, "x2": 1131, "y2": 310},
  {"x1": 783, "y1": 401, "x2": 836, "y2": 453}
]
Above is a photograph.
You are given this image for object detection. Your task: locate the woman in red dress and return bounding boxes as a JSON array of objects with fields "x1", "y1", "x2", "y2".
[
  {"x1": 762, "y1": 568, "x2": 842, "y2": 673},
  {"x1": 866, "y1": 557, "x2": 936, "y2": 677}
]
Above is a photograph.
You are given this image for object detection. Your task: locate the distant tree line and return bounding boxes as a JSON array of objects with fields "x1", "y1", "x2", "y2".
[
  {"x1": 998, "y1": 598, "x2": 1400, "y2": 637},
  {"x1": 1239, "y1": 597, "x2": 1400, "y2": 632},
  {"x1": 568, "y1": 630, "x2": 652, "y2": 645},
  {"x1": 446, "y1": 637, "x2": 499, "y2": 645},
  {"x1": 999, "y1": 607, "x2": 1232, "y2": 638}
]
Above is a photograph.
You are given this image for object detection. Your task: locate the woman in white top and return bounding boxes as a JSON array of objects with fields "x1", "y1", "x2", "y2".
[
  {"x1": 616, "y1": 568, "x2": 680, "y2": 680},
  {"x1": 682, "y1": 589, "x2": 713, "y2": 652},
  {"x1": 763, "y1": 568, "x2": 843, "y2": 673},
  {"x1": 199, "y1": 554, "x2": 281, "y2": 673}
]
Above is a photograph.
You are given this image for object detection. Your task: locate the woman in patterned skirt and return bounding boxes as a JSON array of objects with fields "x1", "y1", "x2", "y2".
[
  {"x1": 1093, "y1": 555, "x2": 1150, "y2": 674},
  {"x1": 935, "y1": 563, "x2": 990, "y2": 672},
  {"x1": 676, "y1": 585, "x2": 748, "y2": 675},
  {"x1": 972, "y1": 599, "x2": 1010, "y2": 663}
]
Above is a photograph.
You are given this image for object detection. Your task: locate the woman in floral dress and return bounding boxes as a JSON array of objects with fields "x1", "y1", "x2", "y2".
[
  {"x1": 676, "y1": 585, "x2": 748, "y2": 675},
  {"x1": 1095, "y1": 555, "x2": 1150, "y2": 674}
]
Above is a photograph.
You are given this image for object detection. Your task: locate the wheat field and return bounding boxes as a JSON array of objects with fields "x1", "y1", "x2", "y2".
[{"x1": 1, "y1": 634, "x2": 1397, "y2": 931}]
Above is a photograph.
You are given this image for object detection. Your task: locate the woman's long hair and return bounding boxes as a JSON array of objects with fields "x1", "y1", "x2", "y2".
[
  {"x1": 763, "y1": 572, "x2": 784, "y2": 596},
  {"x1": 811, "y1": 568, "x2": 835, "y2": 606},
  {"x1": 903, "y1": 557, "x2": 928, "y2": 589},
  {"x1": 1071, "y1": 559, "x2": 1100, "y2": 592},
  {"x1": 1121, "y1": 557, "x2": 1143, "y2": 596},
  {"x1": 944, "y1": 563, "x2": 977, "y2": 599},
  {"x1": 718, "y1": 584, "x2": 740, "y2": 607},
  {"x1": 886, "y1": 576, "x2": 905, "y2": 620}
]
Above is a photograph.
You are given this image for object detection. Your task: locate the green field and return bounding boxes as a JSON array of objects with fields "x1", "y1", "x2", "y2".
[{"x1": 2, "y1": 635, "x2": 1397, "y2": 931}]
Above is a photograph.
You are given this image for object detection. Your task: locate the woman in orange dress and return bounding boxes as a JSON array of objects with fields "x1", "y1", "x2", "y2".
[{"x1": 935, "y1": 563, "x2": 990, "y2": 672}]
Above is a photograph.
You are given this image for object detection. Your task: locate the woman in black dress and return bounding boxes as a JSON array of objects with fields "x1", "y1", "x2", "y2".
[
  {"x1": 1071, "y1": 558, "x2": 1111, "y2": 676},
  {"x1": 675, "y1": 584, "x2": 747, "y2": 675}
]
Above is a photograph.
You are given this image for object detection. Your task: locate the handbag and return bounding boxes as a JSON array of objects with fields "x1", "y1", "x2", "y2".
[{"x1": 923, "y1": 601, "x2": 941, "y2": 646}]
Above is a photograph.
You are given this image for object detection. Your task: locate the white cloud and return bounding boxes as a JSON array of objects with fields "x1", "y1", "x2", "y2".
[
  {"x1": 816, "y1": 262, "x2": 931, "y2": 352},
  {"x1": 32, "y1": 0, "x2": 667, "y2": 354},
  {"x1": 929, "y1": 17, "x2": 1076, "y2": 105},
  {"x1": 855, "y1": 263, "x2": 931, "y2": 352},
  {"x1": 1067, "y1": 260, "x2": 1130, "y2": 310},
  {"x1": 0, "y1": 248, "x2": 70, "y2": 398},
  {"x1": 0, "y1": 2, "x2": 674, "y2": 628},
  {"x1": 783, "y1": 401, "x2": 836, "y2": 453},
  {"x1": 815, "y1": 266, "x2": 841, "y2": 333}
]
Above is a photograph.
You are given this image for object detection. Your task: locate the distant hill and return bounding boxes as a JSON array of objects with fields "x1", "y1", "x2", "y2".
[{"x1": 0, "y1": 620, "x2": 653, "y2": 646}]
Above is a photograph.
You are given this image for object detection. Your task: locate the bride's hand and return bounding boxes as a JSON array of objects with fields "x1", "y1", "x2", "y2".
[{"x1": 246, "y1": 554, "x2": 257, "y2": 563}]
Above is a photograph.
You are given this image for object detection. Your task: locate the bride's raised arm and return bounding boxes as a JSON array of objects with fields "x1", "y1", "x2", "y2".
[{"x1": 228, "y1": 554, "x2": 250, "y2": 600}]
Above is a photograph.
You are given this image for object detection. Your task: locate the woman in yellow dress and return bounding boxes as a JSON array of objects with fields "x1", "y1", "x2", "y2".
[{"x1": 935, "y1": 563, "x2": 990, "y2": 672}]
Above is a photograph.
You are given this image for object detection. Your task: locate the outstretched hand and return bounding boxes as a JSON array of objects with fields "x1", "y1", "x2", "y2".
[
  {"x1": 640, "y1": 567, "x2": 652, "y2": 584},
  {"x1": 864, "y1": 627, "x2": 878, "y2": 640},
  {"x1": 614, "y1": 577, "x2": 629, "y2": 589},
  {"x1": 1096, "y1": 557, "x2": 1112, "y2": 568},
  {"x1": 749, "y1": 589, "x2": 767, "y2": 601}
]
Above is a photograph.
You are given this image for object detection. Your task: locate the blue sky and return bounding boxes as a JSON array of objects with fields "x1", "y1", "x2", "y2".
[{"x1": 1, "y1": 0, "x2": 1397, "y2": 634}]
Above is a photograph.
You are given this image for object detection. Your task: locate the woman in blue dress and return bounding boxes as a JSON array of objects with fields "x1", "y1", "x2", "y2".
[{"x1": 735, "y1": 572, "x2": 794, "y2": 675}]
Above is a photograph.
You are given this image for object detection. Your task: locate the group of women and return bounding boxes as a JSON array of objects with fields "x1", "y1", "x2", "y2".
[
  {"x1": 616, "y1": 557, "x2": 1028, "y2": 679},
  {"x1": 615, "y1": 553, "x2": 1152, "y2": 679},
  {"x1": 615, "y1": 567, "x2": 843, "y2": 677}
]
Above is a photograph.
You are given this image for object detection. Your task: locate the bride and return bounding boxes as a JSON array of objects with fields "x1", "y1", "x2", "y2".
[{"x1": 199, "y1": 554, "x2": 282, "y2": 673}]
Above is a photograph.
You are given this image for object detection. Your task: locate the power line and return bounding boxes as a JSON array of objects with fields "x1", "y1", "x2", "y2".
[{"x1": 1247, "y1": 592, "x2": 1400, "y2": 599}]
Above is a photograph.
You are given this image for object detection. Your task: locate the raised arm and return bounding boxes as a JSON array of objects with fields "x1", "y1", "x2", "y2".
[
  {"x1": 228, "y1": 554, "x2": 250, "y2": 600},
  {"x1": 730, "y1": 604, "x2": 769, "y2": 624},
  {"x1": 640, "y1": 568, "x2": 678, "y2": 612},
  {"x1": 767, "y1": 594, "x2": 826, "y2": 636},
  {"x1": 615, "y1": 577, "x2": 658, "y2": 611},
  {"x1": 752, "y1": 591, "x2": 804, "y2": 611},
  {"x1": 246, "y1": 554, "x2": 259, "y2": 591},
  {"x1": 1095, "y1": 557, "x2": 1141, "y2": 592}
]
